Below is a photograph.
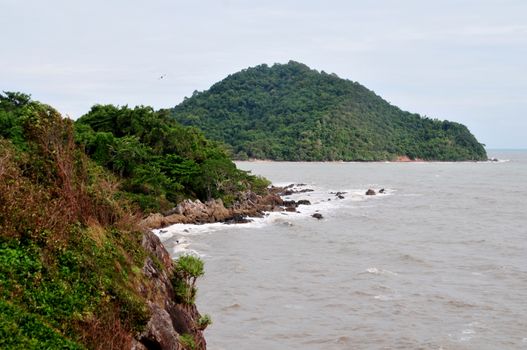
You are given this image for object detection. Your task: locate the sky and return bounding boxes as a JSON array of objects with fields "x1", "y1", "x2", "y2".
[{"x1": 1, "y1": 0, "x2": 526, "y2": 148}]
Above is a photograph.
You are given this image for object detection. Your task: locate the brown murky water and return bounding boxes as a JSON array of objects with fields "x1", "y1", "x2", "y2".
[{"x1": 156, "y1": 151, "x2": 527, "y2": 349}]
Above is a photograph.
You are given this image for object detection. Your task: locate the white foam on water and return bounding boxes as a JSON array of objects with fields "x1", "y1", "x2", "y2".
[
  {"x1": 478, "y1": 158, "x2": 510, "y2": 163},
  {"x1": 365, "y1": 267, "x2": 399, "y2": 276},
  {"x1": 153, "y1": 183, "x2": 395, "y2": 256},
  {"x1": 373, "y1": 294, "x2": 397, "y2": 301}
]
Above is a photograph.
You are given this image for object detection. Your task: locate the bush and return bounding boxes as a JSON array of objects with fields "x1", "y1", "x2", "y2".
[
  {"x1": 197, "y1": 314, "x2": 212, "y2": 330},
  {"x1": 172, "y1": 255, "x2": 205, "y2": 305},
  {"x1": 179, "y1": 333, "x2": 196, "y2": 350}
]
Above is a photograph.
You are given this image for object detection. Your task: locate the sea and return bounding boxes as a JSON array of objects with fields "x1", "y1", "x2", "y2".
[{"x1": 153, "y1": 150, "x2": 527, "y2": 350}]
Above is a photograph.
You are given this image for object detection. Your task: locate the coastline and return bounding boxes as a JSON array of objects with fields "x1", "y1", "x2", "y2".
[
  {"x1": 142, "y1": 185, "x2": 301, "y2": 230},
  {"x1": 236, "y1": 155, "x2": 493, "y2": 163},
  {"x1": 142, "y1": 184, "x2": 389, "y2": 232}
]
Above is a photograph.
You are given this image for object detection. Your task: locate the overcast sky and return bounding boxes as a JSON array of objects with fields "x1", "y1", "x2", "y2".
[{"x1": 2, "y1": 0, "x2": 526, "y2": 148}]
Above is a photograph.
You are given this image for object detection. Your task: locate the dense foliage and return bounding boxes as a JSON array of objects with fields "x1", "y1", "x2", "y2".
[
  {"x1": 171, "y1": 61, "x2": 487, "y2": 161},
  {"x1": 0, "y1": 92, "x2": 155, "y2": 348},
  {"x1": 1, "y1": 92, "x2": 224, "y2": 349},
  {"x1": 75, "y1": 105, "x2": 269, "y2": 212}
]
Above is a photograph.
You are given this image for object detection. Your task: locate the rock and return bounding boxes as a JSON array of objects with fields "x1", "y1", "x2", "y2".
[
  {"x1": 142, "y1": 231, "x2": 172, "y2": 269},
  {"x1": 142, "y1": 213, "x2": 167, "y2": 230},
  {"x1": 337, "y1": 195, "x2": 345, "y2": 199},
  {"x1": 143, "y1": 186, "x2": 317, "y2": 230},
  {"x1": 285, "y1": 206, "x2": 297, "y2": 212},
  {"x1": 282, "y1": 200, "x2": 297, "y2": 208},
  {"x1": 365, "y1": 189, "x2": 376, "y2": 196},
  {"x1": 137, "y1": 231, "x2": 206, "y2": 349},
  {"x1": 206, "y1": 199, "x2": 230, "y2": 221},
  {"x1": 224, "y1": 214, "x2": 252, "y2": 224},
  {"x1": 333, "y1": 191, "x2": 347, "y2": 197},
  {"x1": 312, "y1": 213, "x2": 323, "y2": 220},
  {"x1": 139, "y1": 304, "x2": 180, "y2": 350},
  {"x1": 259, "y1": 193, "x2": 284, "y2": 206},
  {"x1": 379, "y1": 188, "x2": 385, "y2": 194}
]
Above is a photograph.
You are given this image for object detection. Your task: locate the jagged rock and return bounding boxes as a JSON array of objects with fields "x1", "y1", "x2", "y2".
[
  {"x1": 312, "y1": 213, "x2": 323, "y2": 220},
  {"x1": 142, "y1": 186, "x2": 347, "y2": 229},
  {"x1": 207, "y1": 199, "x2": 230, "y2": 221},
  {"x1": 366, "y1": 189, "x2": 376, "y2": 195},
  {"x1": 379, "y1": 188, "x2": 385, "y2": 194},
  {"x1": 139, "y1": 304, "x2": 180, "y2": 350},
  {"x1": 259, "y1": 193, "x2": 283, "y2": 206},
  {"x1": 137, "y1": 231, "x2": 206, "y2": 349}
]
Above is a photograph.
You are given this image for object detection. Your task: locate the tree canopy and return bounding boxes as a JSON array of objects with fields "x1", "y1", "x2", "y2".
[
  {"x1": 171, "y1": 61, "x2": 487, "y2": 161},
  {"x1": 75, "y1": 104, "x2": 269, "y2": 212}
]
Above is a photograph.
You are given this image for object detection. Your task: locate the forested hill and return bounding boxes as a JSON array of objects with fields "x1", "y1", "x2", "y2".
[{"x1": 170, "y1": 61, "x2": 487, "y2": 161}]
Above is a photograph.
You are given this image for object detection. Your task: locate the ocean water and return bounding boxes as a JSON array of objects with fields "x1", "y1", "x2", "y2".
[{"x1": 154, "y1": 150, "x2": 527, "y2": 350}]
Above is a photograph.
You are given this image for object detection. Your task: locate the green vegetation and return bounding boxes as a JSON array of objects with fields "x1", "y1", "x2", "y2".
[
  {"x1": 172, "y1": 255, "x2": 205, "y2": 305},
  {"x1": 171, "y1": 61, "x2": 487, "y2": 161},
  {"x1": 197, "y1": 314, "x2": 212, "y2": 331},
  {"x1": 0, "y1": 92, "x2": 162, "y2": 348},
  {"x1": 75, "y1": 105, "x2": 270, "y2": 212},
  {"x1": 179, "y1": 333, "x2": 196, "y2": 350}
]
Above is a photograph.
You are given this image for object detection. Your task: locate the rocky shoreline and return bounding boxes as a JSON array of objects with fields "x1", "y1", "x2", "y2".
[
  {"x1": 141, "y1": 185, "x2": 311, "y2": 230},
  {"x1": 135, "y1": 184, "x2": 386, "y2": 349},
  {"x1": 142, "y1": 185, "x2": 384, "y2": 230}
]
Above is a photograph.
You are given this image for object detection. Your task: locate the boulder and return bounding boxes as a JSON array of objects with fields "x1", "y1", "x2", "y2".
[
  {"x1": 206, "y1": 199, "x2": 230, "y2": 221},
  {"x1": 365, "y1": 189, "x2": 376, "y2": 196},
  {"x1": 282, "y1": 200, "x2": 297, "y2": 208},
  {"x1": 259, "y1": 193, "x2": 284, "y2": 206},
  {"x1": 296, "y1": 199, "x2": 311, "y2": 205},
  {"x1": 224, "y1": 214, "x2": 252, "y2": 224},
  {"x1": 312, "y1": 213, "x2": 323, "y2": 220}
]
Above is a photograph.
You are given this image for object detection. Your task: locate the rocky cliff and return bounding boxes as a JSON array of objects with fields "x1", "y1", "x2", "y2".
[{"x1": 133, "y1": 231, "x2": 206, "y2": 350}]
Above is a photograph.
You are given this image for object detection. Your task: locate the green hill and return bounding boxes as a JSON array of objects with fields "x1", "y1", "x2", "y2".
[{"x1": 170, "y1": 61, "x2": 487, "y2": 161}]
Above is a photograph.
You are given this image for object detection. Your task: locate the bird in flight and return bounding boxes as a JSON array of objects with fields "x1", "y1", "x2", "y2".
[{"x1": 159, "y1": 74, "x2": 166, "y2": 80}]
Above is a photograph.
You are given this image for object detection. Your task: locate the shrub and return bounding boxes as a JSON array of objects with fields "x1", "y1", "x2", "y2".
[
  {"x1": 172, "y1": 255, "x2": 205, "y2": 305},
  {"x1": 179, "y1": 333, "x2": 196, "y2": 350},
  {"x1": 197, "y1": 314, "x2": 212, "y2": 330}
]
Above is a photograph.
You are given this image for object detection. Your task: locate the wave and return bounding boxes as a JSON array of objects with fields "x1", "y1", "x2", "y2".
[
  {"x1": 153, "y1": 183, "x2": 395, "y2": 256},
  {"x1": 365, "y1": 267, "x2": 399, "y2": 276}
]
